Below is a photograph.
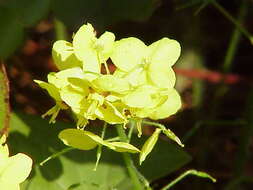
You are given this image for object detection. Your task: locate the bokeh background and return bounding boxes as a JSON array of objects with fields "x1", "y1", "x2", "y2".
[{"x1": 0, "y1": 0, "x2": 253, "y2": 189}]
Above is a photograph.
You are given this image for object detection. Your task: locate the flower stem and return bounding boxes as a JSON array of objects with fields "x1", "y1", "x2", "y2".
[
  {"x1": 40, "y1": 147, "x2": 74, "y2": 166},
  {"x1": 116, "y1": 125, "x2": 143, "y2": 190},
  {"x1": 221, "y1": 0, "x2": 248, "y2": 72},
  {"x1": 127, "y1": 120, "x2": 135, "y2": 142},
  {"x1": 94, "y1": 122, "x2": 107, "y2": 170},
  {"x1": 161, "y1": 169, "x2": 216, "y2": 190},
  {"x1": 142, "y1": 120, "x2": 166, "y2": 130}
]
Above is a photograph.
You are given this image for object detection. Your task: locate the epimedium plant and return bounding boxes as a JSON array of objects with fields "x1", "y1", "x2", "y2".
[{"x1": 34, "y1": 23, "x2": 215, "y2": 189}]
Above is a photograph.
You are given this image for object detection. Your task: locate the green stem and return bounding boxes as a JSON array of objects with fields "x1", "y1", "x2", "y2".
[
  {"x1": 40, "y1": 147, "x2": 74, "y2": 166},
  {"x1": 221, "y1": 0, "x2": 248, "y2": 72},
  {"x1": 211, "y1": 0, "x2": 253, "y2": 45},
  {"x1": 94, "y1": 122, "x2": 107, "y2": 170},
  {"x1": 105, "y1": 136, "x2": 120, "y2": 142},
  {"x1": 161, "y1": 169, "x2": 216, "y2": 190},
  {"x1": 116, "y1": 125, "x2": 143, "y2": 190},
  {"x1": 211, "y1": 0, "x2": 249, "y2": 116},
  {"x1": 54, "y1": 19, "x2": 68, "y2": 41},
  {"x1": 142, "y1": 120, "x2": 166, "y2": 130},
  {"x1": 127, "y1": 120, "x2": 135, "y2": 142}
]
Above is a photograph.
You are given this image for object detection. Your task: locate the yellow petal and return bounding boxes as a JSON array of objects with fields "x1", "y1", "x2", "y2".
[
  {"x1": 111, "y1": 37, "x2": 146, "y2": 72},
  {"x1": 149, "y1": 88, "x2": 181, "y2": 120}
]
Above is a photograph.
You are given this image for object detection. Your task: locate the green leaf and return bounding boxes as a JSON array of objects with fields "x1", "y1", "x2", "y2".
[
  {"x1": 8, "y1": 112, "x2": 190, "y2": 189},
  {"x1": 108, "y1": 142, "x2": 140, "y2": 153},
  {"x1": 51, "y1": 0, "x2": 156, "y2": 30},
  {"x1": 139, "y1": 128, "x2": 162, "y2": 165},
  {"x1": 3, "y1": 0, "x2": 50, "y2": 26},
  {"x1": 58, "y1": 129, "x2": 115, "y2": 151}
]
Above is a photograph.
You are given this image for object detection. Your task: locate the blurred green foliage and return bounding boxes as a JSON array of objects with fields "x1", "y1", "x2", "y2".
[
  {"x1": 8, "y1": 112, "x2": 190, "y2": 190},
  {"x1": 0, "y1": 0, "x2": 156, "y2": 59}
]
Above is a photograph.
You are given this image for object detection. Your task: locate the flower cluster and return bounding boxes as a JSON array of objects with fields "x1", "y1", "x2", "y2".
[
  {"x1": 35, "y1": 23, "x2": 181, "y2": 127},
  {"x1": 35, "y1": 23, "x2": 182, "y2": 164}
]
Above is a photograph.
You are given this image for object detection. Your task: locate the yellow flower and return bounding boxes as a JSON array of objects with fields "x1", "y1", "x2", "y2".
[{"x1": 0, "y1": 135, "x2": 32, "y2": 190}]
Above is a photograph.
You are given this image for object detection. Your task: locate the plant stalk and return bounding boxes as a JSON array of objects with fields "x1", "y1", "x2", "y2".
[
  {"x1": 116, "y1": 125, "x2": 143, "y2": 190},
  {"x1": 211, "y1": 0, "x2": 252, "y2": 45}
]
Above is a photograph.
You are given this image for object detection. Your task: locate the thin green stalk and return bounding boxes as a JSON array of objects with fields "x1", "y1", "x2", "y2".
[
  {"x1": 94, "y1": 122, "x2": 107, "y2": 170},
  {"x1": 127, "y1": 120, "x2": 135, "y2": 142},
  {"x1": 211, "y1": 0, "x2": 253, "y2": 45},
  {"x1": 116, "y1": 125, "x2": 143, "y2": 190},
  {"x1": 161, "y1": 169, "x2": 216, "y2": 190},
  {"x1": 40, "y1": 147, "x2": 74, "y2": 166},
  {"x1": 105, "y1": 137, "x2": 120, "y2": 142},
  {"x1": 142, "y1": 120, "x2": 166, "y2": 130},
  {"x1": 211, "y1": 0, "x2": 249, "y2": 116},
  {"x1": 54, "y1": 19, "x2": 68, "y2": 41},
  {"x1": 221, "y1": 0, "x2": 248, "y2": 72}
]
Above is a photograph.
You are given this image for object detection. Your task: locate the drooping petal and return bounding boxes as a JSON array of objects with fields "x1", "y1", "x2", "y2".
[
  {"x1": 48, "y1": 67, "x2": 85, "y2": 89},
  {"x1": 34, "y1": 80, "x2": 61, "y2": 101},
  {"x1": 149, "y1": 88, "x2": 181, "y2": 120},
  {"x1": 148, "y1": 37, "x2": 181, "y2": 67},
  {"x1": 60, "y1": 85, "x2": 86, "y2": 110},
  {"x1": 95, "y1": 102, "x2": 126, "y2": 124},
  {"x1": 72, "y1": 23, "x2": 100, "y2": 73},
  {"x1": 52, "y1": 40, "x2": 82, "y2": 70},
  {"x1": 111, "y1": 37, "x2": 146, "y2": 72},
  {"x1": 67, "y1": 78, "x2": 90, "y2": 94}
]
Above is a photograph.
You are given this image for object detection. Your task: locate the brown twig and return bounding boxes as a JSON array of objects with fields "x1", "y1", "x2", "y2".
[
  {"x1": 174, "y1": 68, "x2": 246, "y2": 85},
  {"x1": 0, "y1": 61, "x2": 11, "y2": 137}
]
